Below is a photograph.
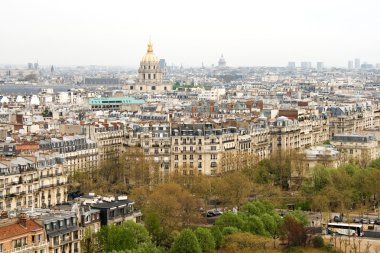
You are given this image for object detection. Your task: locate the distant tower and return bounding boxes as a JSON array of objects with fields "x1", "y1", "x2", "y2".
[
  {"x1": 159, "y1": 59, "x2": 167, "y2": 77},
  {"x1": 287, "y1": 62, "x2": 296, "y2": 69},
  {"x1": 348, "y1": 60, "x2": 353, "y2": 70},
  {"x1": 218, "y1": 54, "x2": 226, "y2": 67},
  {"x1": 354, "y1": 58, "x2": 360, "y2": 69},
  {"x1": 34, "y1": 62, "x2": 39, "y2": 70},
  {"x1": 51, "y1": 65, "x2": 55, "y2": 73},
  {"x1": 316, "y1": 62, "x2": 324, "y2": 71},
  {"x1": 27, "y1": 63, "x2": 33, "y2": 70},
  {"x1": 301, "y1": 62, "x2": 312, "y2": 69}
]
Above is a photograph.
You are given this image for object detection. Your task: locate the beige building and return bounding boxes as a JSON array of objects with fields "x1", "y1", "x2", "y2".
[
  {"x1": 0, "y1": 153, "x2": 68, "y2": 211},
  {"x1": 124, "y1": 40, "x2": 172, "y2": 93},
  {"x1": 40, "y1": 135, "x2": 98, "y2": 175},
  {"x1": 331, "y1": 134, "x2": 379, "y2": 165},
  {"x1": 84, "y1": 123, "x2": 124, "y2": 162}
]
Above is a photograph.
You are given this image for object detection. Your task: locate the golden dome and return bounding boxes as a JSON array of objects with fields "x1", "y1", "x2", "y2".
[{"x1": 141, "y1": 39, "x2": 159, "y2": 63}]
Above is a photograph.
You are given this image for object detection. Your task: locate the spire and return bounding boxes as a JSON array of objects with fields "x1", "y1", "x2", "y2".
[{"x1": 147, "y1": 37, "x2": 153, "y2": 53}]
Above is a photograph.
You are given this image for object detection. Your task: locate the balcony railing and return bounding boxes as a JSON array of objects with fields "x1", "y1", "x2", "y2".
[{"x1": 3, "y1": 241, "x2": 48, "y2": 253}]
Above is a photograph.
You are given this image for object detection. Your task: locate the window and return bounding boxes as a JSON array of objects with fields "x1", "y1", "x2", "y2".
[
  {"x1": 211, "y1": 146, "x2": 216, "y2": 151},
  {"x1": 13, "y1": 237, "x2": 26, "y2": 248},
  {"x1": 174, "y1": 155, "x2": 178, "y2": 160},
  {"x1": 198, "y1": 162, "x2": 202, "y2": 168},
  {"x1": 152, "y1": 86, "x2": 156, "y2": 90},
  {"x1": 183, "y1": 155, "x2": 187, "y2": 160},
  {"x1": 140, "y1": 87, "x2": 143, "y2": 90},
  {"x1": 190, "y1": 154, "x2": 193, "y2": 160}
]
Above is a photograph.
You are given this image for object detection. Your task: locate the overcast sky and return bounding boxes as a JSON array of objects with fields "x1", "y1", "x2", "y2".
[{"x1": 1, "y1": 0, "x2": 379, "y2": 67}]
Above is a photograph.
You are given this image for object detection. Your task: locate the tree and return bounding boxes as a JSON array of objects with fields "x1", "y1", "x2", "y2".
[
  {"x1": 97, "y1": 221, "x2": 150, "y2": 252},
  {"x1": 221, "y1": 232, "x2": 270, "y2": 253},
  {"x1": 81, "y1": 227, "x2": 99, "y2": 253},
  {"x1": 144, "y1": 211, "x2": 162, "y2": 244},
  {"x1": 210, "y1": 226, "x2": 223, "y2": 249},
  {"x1": 215, "y1": 212, "x2": 245, "y2": 230},
  {"x1": 217, "y1": 172, "x2": 252, "y2": 208},
  {"x1": 260, "y1": 213, "x2": 282, "y2": 248},
  {"x1": 145, "y1": 183, "x2": 200, "y2": 233},
  {"x1": 170, "y1": 229, "x2": 202, "y2": 253},
  {"x1": 126, "y1": 242, "x2": 163, "y2": 253},
  {"x1": 281, "y1": 216, "x2": 307, "y2": 247},
  {"x1": 244, "y1": 215, "x2": 266, "y2": 235},
  {"x1": 194, "y1": 228, "x2": 216, "y2": 253}
]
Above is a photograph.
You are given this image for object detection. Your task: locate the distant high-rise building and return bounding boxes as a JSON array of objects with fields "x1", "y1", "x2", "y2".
[
  {"x1": 33, "y1": 62, "x2": 39, "y2": 70},
  {"x1": 51, "y1": 65, "x2": 55, "y2": 73},
  {"x1": 316, "y1": 62, "x2": 324, "y2": 71},
  {"x1": 300, "y1": 61, "x2": 312, "y2": 69},
  {"x1": 376, "y1": 63, "x2": 380, "y2": 69},
  {"x1": 218, "y1": 54, "x2": 226, "y2": 68},
  {"x1": 287, "y1": 62, "x2": 296, "y2": 69},
  {"x1": 27, "y1": 63, "x2": 33, "y2": 69},
  {"x1": 348, "y1": 60, "x2": 353, "y2": 70},
  {"x1": 354, "y1": 58, "x2": 360, "y2": 69}
]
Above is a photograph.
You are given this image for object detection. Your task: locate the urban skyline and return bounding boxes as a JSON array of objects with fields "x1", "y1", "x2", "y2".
[{"x1": 0, "y1": 0, "x2": 379, "y2": 67}]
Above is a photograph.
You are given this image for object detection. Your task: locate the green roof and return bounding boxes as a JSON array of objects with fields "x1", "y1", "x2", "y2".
[{"x1": 89, "y1": 97, "x2": 145, "y2": 105}]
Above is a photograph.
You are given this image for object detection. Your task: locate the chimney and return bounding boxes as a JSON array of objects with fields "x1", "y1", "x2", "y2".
[{"x1": 18, "y1": 213, "x2": 28, "y2": 228}]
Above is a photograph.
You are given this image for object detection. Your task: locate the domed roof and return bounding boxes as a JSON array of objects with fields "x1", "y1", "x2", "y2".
[{"x1": 141, "y1": 39, "x2": 159, "y2": 63}]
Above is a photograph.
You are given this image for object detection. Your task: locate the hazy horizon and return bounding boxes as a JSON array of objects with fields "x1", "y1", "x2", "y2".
[{"x1": 1, "y1": 0, "x2": 379, "y2": 67}]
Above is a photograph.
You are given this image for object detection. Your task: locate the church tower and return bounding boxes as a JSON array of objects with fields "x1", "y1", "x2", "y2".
[
  {"x1": 138, "y1": 39, "x2": 163, "y2": 84},
  {"x1": 125, "y1": 39, "x2": 171, "y2": 93}
]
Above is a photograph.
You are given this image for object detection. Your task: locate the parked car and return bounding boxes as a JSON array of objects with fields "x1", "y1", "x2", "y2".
[
  {"x1": 206, "y1": 210, "x2": 223, "y2": 217},
  {"x1": 369, "y1": 219, "x2": 375, "y2": 224},
  {"x1": 213, "y1": 210, "x2": 223, "y2": 216},
  {"x1": 361, "y1": 218, "x2": 368, "y2": 224},
  {"x1": 353, "y1": 217, "x2": 361, "y2": 223},
  {"x1": 333, "y1": 215, "x2": 343, "y2": 222},
  {"x1": 375, "y1": 218, "x2": 380, "y2": 225}
]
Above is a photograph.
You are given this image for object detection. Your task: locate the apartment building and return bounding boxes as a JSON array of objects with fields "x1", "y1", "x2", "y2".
[
  {"x1": 0, "y1": 214, "x2": 48, "y2": 253},
  {"x1": 170, "y1": 123, "x2": 251, "y2": 175},
  {"x1": 40, "y1": 212, "x2": 81, "y2": 253},
  {"x1": 331, "y1": 134, "x2": 379, "y2": 163},
  {"x1": 0, "y1": 153, "x2": 67, "y2": 211},
  {"x1": 84, "y1": 123, "x2": 124, "y2": 162},
  {"x1": 40, "y1": 135, "x2": 98, "y2": 174}
]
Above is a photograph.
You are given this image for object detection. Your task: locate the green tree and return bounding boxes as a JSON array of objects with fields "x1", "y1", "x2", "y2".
[
  {"x1": 284, "y1": 210, "x2": 309, "y2": 226},
  {"x1": 260, "y1": 213, "x2": 282, "y2": 248},
  {"x1": 215, "y1": 212, "x2": 245, "y2": 230},
  {"x1": 144, "y1": 211, "x2": 162, "y2": 244},
  {"x1": 244, "y1": 215, "x2": 266, "y2": 235},
  {"x1": 97, "y1": 221, "x2": 150, "y2": 252},
  {"x1": 194, "y1": 228, "x2": 216, "y2": 253},
  {"x1": 210, "y1": 226, "x2": 223, "y2": 249},
  {"x1": 127, "y1": 242, "x2": 163, "y2": 253},
  {"x1": 170, "y1": 229, "x2": 202, "y2": 253},
  {"x1": 81, "y1": 227, "x2": 99, "y2": 253}
]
